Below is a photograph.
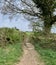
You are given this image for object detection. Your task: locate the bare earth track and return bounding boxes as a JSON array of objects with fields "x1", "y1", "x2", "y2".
[{"x1": 16, "y1": 42, "x2": 45, "y2": 65}]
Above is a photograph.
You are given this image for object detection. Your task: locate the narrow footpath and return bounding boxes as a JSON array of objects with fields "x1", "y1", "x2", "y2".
[{"x1": 16, "y1": 36, "x2": 45, "y2": 65}]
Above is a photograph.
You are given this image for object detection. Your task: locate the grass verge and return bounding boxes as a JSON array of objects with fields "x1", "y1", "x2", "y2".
[
  {"x1": 0, "y1": 43, "x2": 23, "y2": 65},
  {"x1": 34, "y1": 43, "x2": 56, "y2": 65}
]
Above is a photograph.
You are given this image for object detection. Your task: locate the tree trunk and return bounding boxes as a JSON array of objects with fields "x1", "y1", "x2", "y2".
[
  {"x1": 43, "y1": 22, "x2": 52, "y2": 35},
  {"x1": 44, "y1": 26, "x2": 51, "y2": 34}
]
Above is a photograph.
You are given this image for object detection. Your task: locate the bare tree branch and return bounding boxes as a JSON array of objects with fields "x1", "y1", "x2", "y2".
[{"x1": 1, "y1": 0, "x2": 42, "y2": 18}]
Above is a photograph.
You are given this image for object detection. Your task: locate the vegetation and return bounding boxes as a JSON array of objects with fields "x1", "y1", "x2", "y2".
[
  {"x1": 0, "y1": 0, "x2": 56, "y2": 65},
  {"x1": 0, "y1": 0, "x2": 56, "y2": 34},
  {"x1": 0, "y1": 28, "x2": 25, "y2": 46},
  {"x1": 0, "y1": 43, "x2": 22, "y2": 65},
  {"x1": 30, "y1": 32, "x2": 56, "y2": 65},
  {"x1": 0, "y1": 28, "x2": 24, "y2": 65},
  {"x1": 34, "y1": 43, "x2": 56, "y2": 65},
  {"x1": 33, "y1": 0, "x2": 56, "y2": 33}
]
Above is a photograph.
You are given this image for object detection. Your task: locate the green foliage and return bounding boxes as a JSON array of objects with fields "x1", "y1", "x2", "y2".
[
  {"x1": 34, "y1": 43, "x2": 56, "y2": 65},
  {"x1": 0, "y1": 28, "x2": 24, "y2": 47},
  {"x1": 0, "y1": 43, "x2": 23, "y2": 65},
  {"x1": 33, "y1": 0, "x2": 55, "y2": 16},
  {"x1": 32, "y1": 0, "x2": 56, "y2": 34},
  {"x1": 31, "y1": 32, "x2": 56, "y2": 51},
  {"x1": 31, "y1": 32, "x2": 56, "y2": 65},
  {"x1": 1, "y1": 0, "x2": 56, "y2": 34},
  {"x1": 0, "y1": 28, "x2": 24, "y2": 65}
]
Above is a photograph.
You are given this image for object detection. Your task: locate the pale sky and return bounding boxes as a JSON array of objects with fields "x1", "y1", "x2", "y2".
[
  {"x1": 0, "y1": 13, "x2": 56, "y2": 33},
  {"x1": 0, "y1": 0, "x2": 56, "y2": 33},
  {"x1": 0, "y1": 13, "x2": 32, "y2": 31}
]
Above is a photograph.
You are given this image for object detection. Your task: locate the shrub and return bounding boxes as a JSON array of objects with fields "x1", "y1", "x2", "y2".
[
  {"x1": 0, "y1": 28, "x2": 24, "y2": 47},
  {"x1": 31, "y1": 32, "x2": 56, "y2": 51}
]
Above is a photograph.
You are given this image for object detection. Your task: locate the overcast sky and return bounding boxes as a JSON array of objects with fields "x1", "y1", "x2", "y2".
[
  {"x1": 0, "y1": 13, "x2": 32, "y2": 31},
  {"x1": 0, "y1": 13, "x2": 56, "y2": 33},
  {"x1": 0, "y1": 0, "x2": 56, "y2": 33}
]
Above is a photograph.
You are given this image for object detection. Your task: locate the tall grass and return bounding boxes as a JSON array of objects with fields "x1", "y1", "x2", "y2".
[
  {"x1": 34, "y1": 43, "x2": 56, "y2": 65},
  {"x1": 31, "y1": 32, "x2": 56, "y2": 65},
  {"x1": 0, "y1": 28, "x2": 24, "y2": 65},
  {"x1": 0, "y1": 43, "x2": 23, "y2": 65},
  {"x1": 0, "y1": 28, "x2": 24, "y2": 46}
]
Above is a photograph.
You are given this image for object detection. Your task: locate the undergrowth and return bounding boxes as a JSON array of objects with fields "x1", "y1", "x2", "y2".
[
  {"x1": 0, "y1": 28, "x2": 24, "y2": 65},
  {"x1": 31, "y1": 32, "x2": 56, "y2": 65}
]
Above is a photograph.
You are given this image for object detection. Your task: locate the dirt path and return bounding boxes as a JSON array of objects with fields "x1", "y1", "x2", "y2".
[{"x1": 16, "y1": 42, "x2": 45, "y2": 65}]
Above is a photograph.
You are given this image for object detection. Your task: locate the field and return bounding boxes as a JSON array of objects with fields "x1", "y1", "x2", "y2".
[{"x1": 0, "y1": 28, "x2": 24, "y2": 65}]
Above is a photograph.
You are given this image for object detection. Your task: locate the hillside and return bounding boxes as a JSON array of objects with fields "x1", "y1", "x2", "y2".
[{"x1": 0, "y1": 28, "x2": 24, "y2": 65}]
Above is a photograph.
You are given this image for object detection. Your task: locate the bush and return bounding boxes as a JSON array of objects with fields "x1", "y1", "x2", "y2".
[
  {"x1": 0, "y1": 28, "x2": 24, "y2": 47},
  {"x1": 31, "y1": 32, "x2": 56, "y2": 51}
]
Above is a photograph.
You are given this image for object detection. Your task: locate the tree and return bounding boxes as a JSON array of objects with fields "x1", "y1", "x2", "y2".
[
  {"x1": 33, "y1": 0, "x2": 56, "y2": 34},
  {"x1": 0, "y1": 0, "x2": 56, "y2": 34}
]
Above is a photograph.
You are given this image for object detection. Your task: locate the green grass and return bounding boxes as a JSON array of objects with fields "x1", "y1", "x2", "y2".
[
  {"x1": 0, "y1": 28, "x2": 24, "y2": 65},
  {"x1": 34, "y1": 43, "x2": 56, "y2": 65},
  {"x1": 0, "y1": 43, "x2": 23, "y2": 65},
  {"x1": 31, "y1": 32, "x2": 56, "y2": 65}
]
